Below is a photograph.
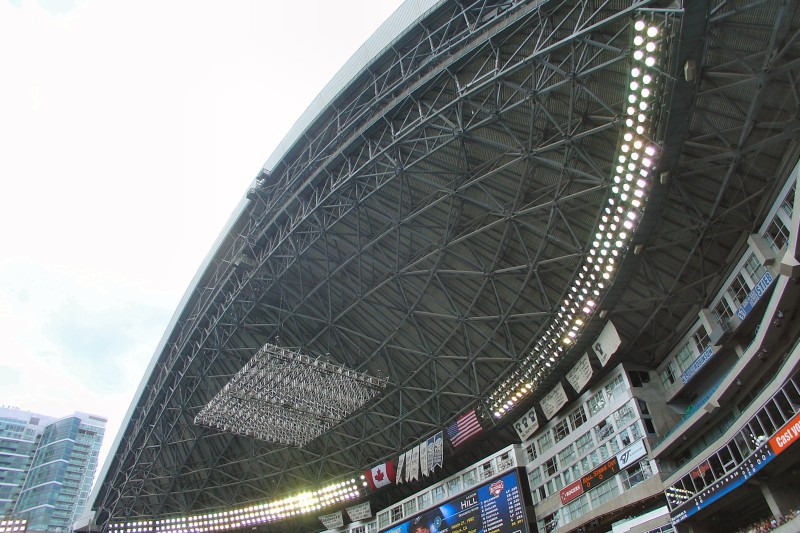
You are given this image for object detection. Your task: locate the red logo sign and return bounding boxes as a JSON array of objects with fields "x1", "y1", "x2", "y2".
[
  {"x1": 769, "y1": 411, "x2": 800, "y2": 455},
  {"x1": 559, "y1": 479, "x2": 584, "y2": 504},
  {"x1": 489, "y1": 480, "x2": 504, "y2": 497}
]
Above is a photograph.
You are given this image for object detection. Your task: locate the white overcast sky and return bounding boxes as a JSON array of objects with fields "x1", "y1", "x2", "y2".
[{"x1": 0, "y1": 0, "x2": 405, "y2": 474}]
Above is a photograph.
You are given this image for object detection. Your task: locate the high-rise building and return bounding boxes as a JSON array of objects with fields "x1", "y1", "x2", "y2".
[{"x1": 0, "y1": 408, "x2": 106, "y2": 532}]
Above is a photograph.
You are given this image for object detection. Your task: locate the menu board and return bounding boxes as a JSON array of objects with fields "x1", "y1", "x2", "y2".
[{"x1": 382, "y1": 471, "x2": 529, "y2": 533}]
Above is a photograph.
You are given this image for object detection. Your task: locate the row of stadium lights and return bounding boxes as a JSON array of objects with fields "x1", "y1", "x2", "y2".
[
  {"x1": 489, "y1": 19, "x2": 665, "y2": 419},
  {"x1": 110, "y1": 479, "x2": 363, "y2": 532},
  {"x1": 0, "y1": 519, "x2": 26, "y2": 533}
]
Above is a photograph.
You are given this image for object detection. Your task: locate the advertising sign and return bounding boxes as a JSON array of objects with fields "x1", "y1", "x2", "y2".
[
  {"x1": 768, "y1": 410, "x2": 800, "y2": 455},
  {"x1": 559, "y1": 479, "x2": 584, "y2": 505},
  {"x1": 381, "y1": 471, "x2": 528, "y2": 533},
  {"x1": 735, "y1": 270, "x2": 774, "y2": 321},
  {"x1": 680, "y1": 346, "x2": 715, "y2": 385},
  {"x1": 581, "y1": 456, "x2": 620, "y2": 492},
  {"x1": 616, "y1": 439, "x2": 647, "y2": 469}
]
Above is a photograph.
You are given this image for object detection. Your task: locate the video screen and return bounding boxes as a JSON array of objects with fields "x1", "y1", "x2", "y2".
[{"x1": 382, "y1": 470, "x2": 529, "y2": 533}]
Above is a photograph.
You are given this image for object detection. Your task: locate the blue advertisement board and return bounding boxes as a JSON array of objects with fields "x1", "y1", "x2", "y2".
[
  {"x1": 735, "y1": 270, "x2": 774, "y2": 321},
  {"x1": 382, "y1": 470, "x2": 529, "y2": 533}
]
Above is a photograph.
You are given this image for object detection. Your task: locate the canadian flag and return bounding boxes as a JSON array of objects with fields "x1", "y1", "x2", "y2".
[{"x1": 366, "y1": 460, "x2": 396, "y2": 491}]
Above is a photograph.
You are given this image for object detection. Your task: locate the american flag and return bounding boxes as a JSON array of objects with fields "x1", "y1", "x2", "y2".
[{"x1": 447, "y1": 409, "x2": 483, "y2": 447}]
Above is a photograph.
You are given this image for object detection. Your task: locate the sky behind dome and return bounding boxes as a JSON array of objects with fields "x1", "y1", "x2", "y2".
[{"x1": 0, "y1": 0, "x2": 405, "y2": 475}]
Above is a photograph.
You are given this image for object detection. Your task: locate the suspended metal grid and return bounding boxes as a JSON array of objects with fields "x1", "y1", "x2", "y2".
[{"x1": 194, "y1": 343, "x2": 387, "y2": 447}]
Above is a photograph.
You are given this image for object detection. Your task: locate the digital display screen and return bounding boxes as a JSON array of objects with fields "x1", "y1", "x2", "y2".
[{"x1": 382, "y1": 470, "x2": 529, "y2": 533}]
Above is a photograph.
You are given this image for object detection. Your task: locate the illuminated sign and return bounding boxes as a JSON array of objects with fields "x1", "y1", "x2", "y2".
[
  {"x1": 382, "y1": 471, "x2": 528, "y2": 533},
  {"x1": 581, "y1": 457, "x2": 619, "y2": 492}
]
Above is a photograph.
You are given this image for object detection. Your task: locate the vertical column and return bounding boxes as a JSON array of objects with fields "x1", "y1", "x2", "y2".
[{"x1": 761, "y1": 481, "x2": 800, "y2": 518}]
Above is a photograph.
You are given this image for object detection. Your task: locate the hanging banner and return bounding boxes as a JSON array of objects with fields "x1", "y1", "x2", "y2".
[
  {"x1": 419, "y1": 441, "x2": 429, "y2": 477},
  {"x1": 566, "y1": 352, "x2": 594, "y2": 393},
  {"x1": 404, "y1": 449, "x2": 414, "y2": 483},
  {"x1": 318, "y1": 511, "x2": 343, "y2": 529},
  {"x1": 410, "y1": 444, "x2": 420, "y2": 481},
  {"x1": 431, "y1": 431, "x2": 444, "y2": 471},
  {"x1": 592, "y1": 320, "x2": 621, "y2": 366},
  {"x1": 540, "y1": 382, "x2": 568, "y2": 420},
  {"x1": 346, "y1": 501, "x2": 372, "y2": 522},
  {"x1": 513, "y1": 406, "x2": 539, "y2": 442},
  {"x1": 396, "y1": 451, "x2": 406, "y2": 485}
]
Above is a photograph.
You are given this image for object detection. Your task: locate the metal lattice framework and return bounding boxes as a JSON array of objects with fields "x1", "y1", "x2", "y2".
[
  {"x1": 194, "y1": 344, "x2": 387, "y2": 447},
  {"x1": 90, "y1": 0, "x2": 800, "y2": 531}
]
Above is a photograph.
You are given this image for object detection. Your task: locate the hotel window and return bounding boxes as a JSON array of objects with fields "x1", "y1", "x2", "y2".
[
  {"x1": 391, "y1": 506, "x2": 402, "y2": 522},
  {"x1": 542, "y1": 512, "x2": 561, "y2": 533},
  {"x1": 628, "y1": 370, "x2": 650, "y2": 387},
  {"x1": 569, "y1": 406, "x2": 587, "y2": 430},
  {"x1": 743, "y1": 253, "x2": 766, "y2": 284},
  {"x1": 554, "y1": 418, "x2": 570, "y2": 442},
  {"x1": 528, "y1": 466, "x2": 542, "y2": 489},
  {"x1": 605, "y1": 374, "x2": 625, "y2": 403},
  {"x1": 674, "y1": 342, "x2": 694, "y2": 372},
  {"x1": 417, "y1": 491, "x2": 430, "y2": 510},
  {"x1": 726, "y1": 273, "x2": 750, "y2": 308},
  {"x1": 545, "y1": 457, "x2": 558, "y2": 477},
  {"x1": 447, "y1": 477, "x2": 462, "y2": 495},
  {"x1": 589, "y1": 477, "x2": 620, "y2": 507},
  {"x1": 614, "y1": 402, "x2": 636, "y2": 428},
  {"x1": 661, "y1": 362, "x2": 677, "y2": 387},
  {"x1": 764, "y1": 217, "x2": 789, "y2": 253},
  {"x1": 576, "y1": 432, "x2": 594, "y2": 456},
  {"x1": 587, "y1": 390, "x2": 606, "y2": 416},
  {"x1": 432, "y1": 485, "x2": 446, "y2": 503},
  {"x1": 525, "y1": 443, "x2": 537, "y2": 462},
  {"x1": 780, "y1": 182, "x2": 795, "y2": 218},
  {"x1": 714, "y1": 297, "x2": 733, "y2": 322},
  {"x1": 691, "y1": 327, "x2": 709, "y2": 353},
  {"x1": 620, "y1": 462, "x2": 646, "y2": 490},
  {"x1": 559, "y1": 444, "x2": 576, "y2": 467},
  {"x1": 537, "y1": 432, "x2": 553, "y2": 454},
  {"x1": 563, "y1": 494, "x2": 590, "y2": 523},
  {"x1": 594, "y1": 417, "x2": 615, "y2": 442},
  {"x1": 403, "y1": 500, "x2": 416, "y2": 518},
  {"x1": 569, "y1": 461, "x2": 582, "y2": 480}
]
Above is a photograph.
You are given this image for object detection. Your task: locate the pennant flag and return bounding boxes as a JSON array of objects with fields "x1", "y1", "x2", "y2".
[
  {"x1": 447, "y1": 409, "x2": 483, "y2": 447},
  {"x1": 432, "y1": 431, "x2": 444, "y2": 470},
  {"x1": 425, "y1": 435, "x2": 435, "y2": 476},
  {"x1": 410, "y1": 445, "x2": 420, "y2": 481},
  {"x1": 404, "y1": 449, "x2": 413, "y2": 482},
  {"x1": 366, "y1": 460, "x2": 395, "y2": 490},
  {"x1": 419, "y1": 441, "x2": 429, "y2": 477},
  {"x1": 396, "y1": 452, "x2": 406, "y2": 485}
]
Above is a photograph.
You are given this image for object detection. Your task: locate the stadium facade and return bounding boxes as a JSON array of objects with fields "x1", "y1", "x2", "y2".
[
  {"x1": 86, "y1": 1, "x2": 800, "y2": 532},
  {"x1": 0, "y1": 408, "x2": 105, "y2": 533}
]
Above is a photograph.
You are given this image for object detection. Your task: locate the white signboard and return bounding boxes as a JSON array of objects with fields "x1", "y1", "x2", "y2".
[
  {"x1": 617, "y1": 439, "x2": 647, "y2": 469},
  {"x1": 318, "y1": 511, "x2": 343, "y2": 529},
  {"x1": 567, "y1": 352, "x2": 593, "y2": 393},
  {"x1": 540, "y1": 382, "x2": 568, "y2": 420},
  {"x1": 513, "y1": 406, "x2": 539, "y2": 441},
  {"x1": 346, "y1": 502, "x2": 372, "y2": 522},
  {"x1": 592, "y1": 320, "x2": 622, "y2": 366}
]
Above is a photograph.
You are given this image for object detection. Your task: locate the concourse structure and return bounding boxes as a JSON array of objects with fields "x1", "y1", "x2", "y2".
[{"x1": 82, "y1": 1, "x2": 800, "y2": 532}]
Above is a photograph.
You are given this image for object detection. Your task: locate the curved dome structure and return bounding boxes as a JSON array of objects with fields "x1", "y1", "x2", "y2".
[{"x1": 89, "y1": 1, "x2": 800, "y2": 532}]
